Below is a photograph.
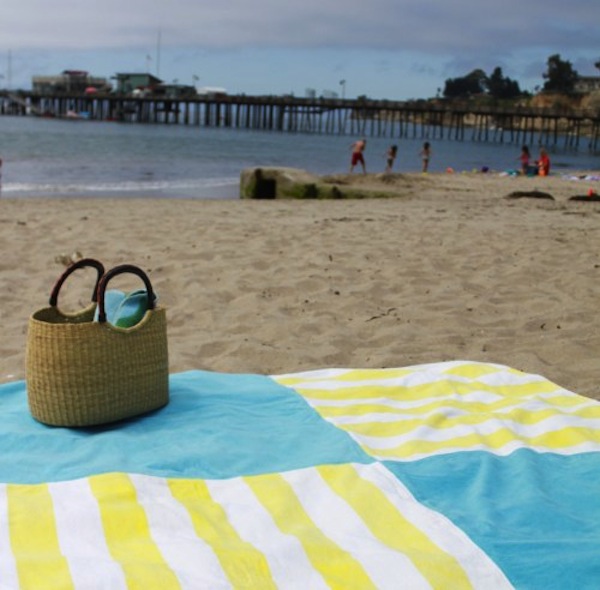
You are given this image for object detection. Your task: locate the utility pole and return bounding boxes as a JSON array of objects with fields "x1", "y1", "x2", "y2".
[
  {"x1": 7, "y1": 50, "x2": 12, "y2": 89},
  {"x1": 156, "y1": 30, "x2": 161, "y2": 78}
]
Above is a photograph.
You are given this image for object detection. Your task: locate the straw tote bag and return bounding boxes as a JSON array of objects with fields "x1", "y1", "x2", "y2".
[{"x1": 26, "y1": 260, "x2": 169, "y2": 427}]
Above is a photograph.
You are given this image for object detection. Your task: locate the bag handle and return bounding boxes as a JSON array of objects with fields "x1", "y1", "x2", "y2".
[
  {"x1": 49, "y1": 258, "x2": 105, "y2": 306},
  {"x1": 96, "y1": 264, "x2": 157, "y2": 324}
]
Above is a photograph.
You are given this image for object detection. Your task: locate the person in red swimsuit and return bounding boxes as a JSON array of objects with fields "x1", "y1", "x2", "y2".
[
  {"x1": 537, "y1": 148, "x2": 551, "y2": 176},
  {"x1": 349, "y1": 138, "x2": 367, "y2": 174}
]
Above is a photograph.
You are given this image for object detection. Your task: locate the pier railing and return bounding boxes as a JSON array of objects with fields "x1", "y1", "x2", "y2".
[{"x1": 2, "y1": 91, "x2": 599, "y2": 150}]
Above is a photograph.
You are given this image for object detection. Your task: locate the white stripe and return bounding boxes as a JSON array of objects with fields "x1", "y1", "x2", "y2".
[
  {"x1": 276, "y1": 362, "x2": 564, "y2": 394},
  {"x1": 280, "y1": 374, "x2": 472, "y2": 391},
  {"x1": 129, "y1": 474, "x2": 232, "y2": 590},
  {"x1": 303, "y1": 388, "x2": 505, "y2": 408},
  {"x1": 275, "y1": 361, "x2": 540, "y2": 391},
  {"x1": 283, "y1": 377, "x2": 415, "y2": 391},
  {"x1": 276, "y1": 360, "x2": 549, "y2": 381},
  {"x1": 282, "y1": 372, "x2": 548, "y2": 393},
  {"x1": 302, "y1": 396, "x2": 441, "y2": 408},
  {"x1": 354, "y1": 414, "x2": 600, "y2": 450},
  {"x1": 274, "y1": 368, "x2": 353, "y2": 380},
  {"x1": 282, "y1": 468, "x2": 432, "y2": 590},
  {"x1": 206, "y1": 477, "x2": 328, "y2": 590},
  {"x1": 475, "y1": 369, "x2": 550, "y2": 387},
  {"x1": 356, "y1": 463, "x2": 514, "y2": 589},
  {"x1": 49, "y1": 478, "x2": 127, "y2": 590},
  {"x1": 0, "y1": 485, "x2": 19, "y2": 590},
  {"x1": 495, "y1": 399, "x2": 600, "y2": 416},
  {"x1": 329, "y1": 404, "x2": 600, "y2": 426}
]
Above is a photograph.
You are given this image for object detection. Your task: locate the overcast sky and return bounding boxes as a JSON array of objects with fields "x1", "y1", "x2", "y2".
[{"x1": 1, "y1": 0, "x2": 598, "y2": 99}]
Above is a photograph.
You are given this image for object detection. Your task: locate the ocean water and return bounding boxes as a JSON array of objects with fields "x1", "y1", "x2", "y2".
[{"x1": 0, "y1": 115, "x2": 598, "y2": 199}]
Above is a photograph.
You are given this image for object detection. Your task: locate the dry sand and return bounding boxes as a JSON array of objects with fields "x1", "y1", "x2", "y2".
[{"x1": 2, "y1": 170, "x2": 600, "y2": 399}]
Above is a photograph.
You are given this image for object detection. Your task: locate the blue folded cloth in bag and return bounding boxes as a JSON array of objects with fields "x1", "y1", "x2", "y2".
[{"x1": 94, "y1": 289, "x2": 151, "y2": 328}]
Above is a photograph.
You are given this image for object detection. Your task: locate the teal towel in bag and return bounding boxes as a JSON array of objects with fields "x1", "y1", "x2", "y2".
[{"x1": 94, "y1": 289, "x2": 151, "y2": 328}]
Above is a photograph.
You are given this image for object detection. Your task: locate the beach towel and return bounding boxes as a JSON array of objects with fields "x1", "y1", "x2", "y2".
[
  {"x1": 2, "y1": 360, "x2": 599, "y2": 589},
  {"x1": 93, "y1": 288, "x2": 150, "y2": 328}
]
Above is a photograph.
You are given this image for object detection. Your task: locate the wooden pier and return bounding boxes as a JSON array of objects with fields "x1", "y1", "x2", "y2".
[{"x1": 1, "y1": 91, "x2": 599, "y2": 150}]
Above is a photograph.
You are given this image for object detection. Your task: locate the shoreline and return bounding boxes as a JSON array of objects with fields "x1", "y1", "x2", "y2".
[
  {"x1": 0, "y1": 180, "x2": 241, "y2": 201},
  {"x1": 2, "y1": 171, "x2": 600, "y2": 399},
  {"x1": 3, "y1": 172, "x2": 600, "y2": 202}
]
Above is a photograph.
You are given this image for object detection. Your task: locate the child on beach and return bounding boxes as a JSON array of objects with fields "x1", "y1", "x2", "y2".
[
  {"x1": 420, "y1": 142, "x2": 431, "y2": 173},
  {"x1": 537, "y1": 148, "x2": 551, "y2": 176},
  {"x1": 519, "y1": 146, "x2": 531, "y2": 175},
  {"x1": 349, "y1": 138, "x2": 367, "y2": 174},
  {"x1": 385, "y1": 145, "x2": 398, "y2": 173}
]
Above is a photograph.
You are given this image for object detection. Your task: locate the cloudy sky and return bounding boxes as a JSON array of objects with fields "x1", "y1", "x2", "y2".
[{"x1": 1, "y1": 0, "x2": 598, "y2": 99}]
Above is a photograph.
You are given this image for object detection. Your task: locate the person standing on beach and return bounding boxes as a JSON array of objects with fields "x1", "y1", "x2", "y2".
[
  {"x1": 537, "y1": 148, "x2": 551, "y2": 176},
  {"x1": 349, "y1": 138, "x2": 367, "y2": 174},
  {"x1": 385, "y1": 145, "x2": 398, "y2": 173},
  {"x1": 420, "y1": 142, "x2": 431, "y2": 173}
]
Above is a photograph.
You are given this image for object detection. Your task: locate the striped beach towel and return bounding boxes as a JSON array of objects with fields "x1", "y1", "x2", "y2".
[{"x1": 1, "y1": 361, "x2": 599, "y2": 588}]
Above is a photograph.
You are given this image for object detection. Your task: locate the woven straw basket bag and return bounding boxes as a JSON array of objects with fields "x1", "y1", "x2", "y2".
[{"x1": 26, "y1": 259, "x2": 169, "y2": 427}]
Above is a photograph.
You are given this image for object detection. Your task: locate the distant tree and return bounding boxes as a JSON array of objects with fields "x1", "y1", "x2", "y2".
[
  {"x1": 542, "y1": 54, "x2": 578, "y2": 94},
  {"x1": 443, "y1": 69, "x2": 487, "y2": 98},
  {"x1": 486, "y1": 67, "x2": 522, "y2": 99},
  {"x1": 444, "y1": 67, "x2": 522, "y2": 99}
]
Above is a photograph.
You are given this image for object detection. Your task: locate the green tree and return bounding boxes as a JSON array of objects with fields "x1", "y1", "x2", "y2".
[
  {"x1": 444, "y1": 67, "x2": 522, "y2": 99},
  {"x1": 542, "y1": 54, "x2": 578, "y2": 94},
  {"x1": 487, "y1": 67, "x2": 522, "y2": 99},
  {"x1": 443, "y1": 69, "x2": 488, "y2": 98}
]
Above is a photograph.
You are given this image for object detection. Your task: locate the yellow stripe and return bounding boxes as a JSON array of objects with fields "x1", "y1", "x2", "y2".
[
  {"x1": 291, "y1": 377, "x2": 561, "y2": 402},
  {"x1": 318, "y1": 464, "x2": 473, "y2": 590},
  {"x1": 89, "y1": 473, "x2": 180, "y2": 590},
  {"x1": 342, "y1": 408, "x2": 600, "y2": 437},
  {"x1": 7, "y1": 483, "x2": 74, "y2": 590},
  {"x1": 312, "y1": 397, "x2": 511, "y2": 418},
  {"x1": 364, "y1": 425, "x2": 600, "y2": 459},
  {"x1": 246, "y1": 472, "x2": 377, "y2": 590},
  {"x1": 538, "y1": 392, "x2": 599, "y2": 408},
  {"x1": 168, "y1": 478, "x2": 277, "y2": 589},
  {"x1": 315, "y1": 396, "x2": 600, "y2": 420},
  {"x1": 313, "y1": 397, "x2": 515, "y2": 418},
  {"x1": 443, "y1": 362, "x2": 512, "y2": 379}
]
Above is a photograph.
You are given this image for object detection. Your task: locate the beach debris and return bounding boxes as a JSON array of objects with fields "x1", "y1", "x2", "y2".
[
  {"x1": 505, "y1": 190, "x2": 554, "y2": 200},
  {"x1": 54, "y1": 251, "x2": 84, "y2": 267},
  {"x1": 366, "y1": 307, "x2": 397, "y2": 322},
  {"x1": 569, "y1": 192, "x2": 600, "y2": 201}
]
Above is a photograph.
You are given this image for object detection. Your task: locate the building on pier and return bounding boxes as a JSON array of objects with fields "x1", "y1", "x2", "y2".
[
  {"x1": 113, "y1": 73, "x2": 162, "y2": 95},
  {"x1": 32, "y1": 70, "x2": 111, "y2": 95}
]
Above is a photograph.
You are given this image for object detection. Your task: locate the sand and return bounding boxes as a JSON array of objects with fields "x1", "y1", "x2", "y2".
[{"x1": 1, "y1": 170, "x2": 600, "y2": 400}]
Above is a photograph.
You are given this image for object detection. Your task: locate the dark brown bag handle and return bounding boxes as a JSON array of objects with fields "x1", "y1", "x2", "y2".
[
  {"x1": 49, "y1": 258, "x2": 105, "y2": 307},
  {"x1": 96, "y1": 264, "x2": 157, "y2": 324}
]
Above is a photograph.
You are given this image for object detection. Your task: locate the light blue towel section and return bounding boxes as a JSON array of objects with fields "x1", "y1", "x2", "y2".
[
  {"x1": 4, "y1": 371, "x2": 371, "y2": 483},
  {"x1": 2, "y1": 369, "x2": 600, "y2": 587},
  {"x1": 94, "y1": 289, "x2": 150, "y2": 327}
]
